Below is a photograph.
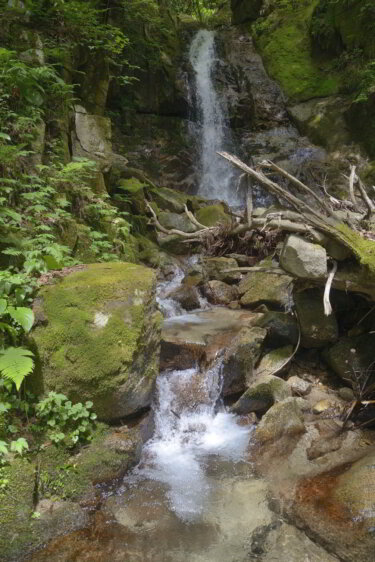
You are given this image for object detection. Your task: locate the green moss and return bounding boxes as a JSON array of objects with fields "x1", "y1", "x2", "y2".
[
  {"x1": 337, "y1": 224, "x2": 375, "y2": 275},
  {"x1": 196, "y1": 204, "x2": 231, "y2": 227},
  {"x1": 0, "y1": 457, "x2": 35, "y2": 560},
  {"x1": 33, "y1": 263, "x2": 159, "y2": 419},
  {"x1": 253, "y1": 0, "x2": 339, "y2": 102}
]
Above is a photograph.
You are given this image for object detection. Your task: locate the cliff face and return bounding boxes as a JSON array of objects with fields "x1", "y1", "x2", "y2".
[{"x1": 230, "y1": 0, "x2": 375, "y2": 161}]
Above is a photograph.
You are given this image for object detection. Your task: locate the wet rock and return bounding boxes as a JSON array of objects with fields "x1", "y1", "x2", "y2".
[
  {"x1": 33, "y1": 499, "x2": 89, "y2": 544},
  {"x1": 203, "y1": 256, "x2": 241, "y2": 283},
  {"x1": 169, "y1": 285, "x2": 200, "y2": 311},
  {"x1": 294, "y1": 288, "x2": 338, "y2": 348},
  {"x1": 323, "y1": 333, "x2": 375, "y2": 383},
  {"x1": 333, "y1": 450, "x2": 375, "y2": 530},
  {"x1": 288, "y1": 375, "x2": 312, "y2": 396},
  {"x1": 231, "y1": 374, "x2": 291, "y2": 415},
  {"x1": 261, "y1": 521, "x2": 340, "y2": 561},
  {"x1": 307, "y1": 435, "x2": 343, "y2": 461},
  {"x1": 256, "y1": 345, "x2": 294, "y2": 377},
  {"x1": 222, "y1": 327, "x2": 267, "y2": 395},
  {"x1": 161, "y1": 308, "x2": 262, "y2": 371},
  {"x1": 239, "y1": 271, "x2": 293, "y2": 309},
  {"x1": 157, "y1": 211, "x2": 196, "y2": 233},
  {"x1": 280, "y1": 234, "x2": 327, "y2": 279},
  {"x1": 202, "y1": 280, "x2": 239, "y2": 305},
  {"x1": 254, "y1": 397, "x2": 305, "y2": 443},
  {"x1": 255, "y1": 311, "x2": 299, "y2": 346},
  {"x1": 32, "y1": 263, "x2": 162, "y2": 421},
  {"x1": 157, "y1": 233, "x2": 192, "y2": 255}
]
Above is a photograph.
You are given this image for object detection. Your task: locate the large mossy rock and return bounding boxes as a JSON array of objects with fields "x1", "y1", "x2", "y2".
[
  {"x1": 254, "y1": 397, "x2": 305, "y2": 443},
  {"x1": 231, "y1": 374, "x2": 291, "y2": 415},
  {"x1": 239, "y1": 271, "x2": 293, "y2": 309},
  {"x1": 33, "y1": 263, "x2": 162, "y2": 421},
  {"x1": 195, "y1": 204, "x2": 231, "y2": 227},
  {"x1": 323, "y1": 333, "x2": 375, "y2": 383}
]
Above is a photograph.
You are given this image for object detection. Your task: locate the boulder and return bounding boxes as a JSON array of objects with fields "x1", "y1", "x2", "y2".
[
  {"x1": 169, "y1": 285, "x2": 200, "y2": 311},
  {"x1": 222, "y1": 327, "x2": 267, "y2": 395},
  {"x1": 157, "y1": 233, "x2": 192, "y2": 255},
  {"x1": 239, "y1": 271, "x2": 293, "y2": 309},
  {"x1": 256, "y1": 345, "x2": 294, "y2": 377},
  {"x1": 157, "y1": 211, "x2": 196, "y2": 233},
  {"x1": 195, "y1": 204, "x2": 231, "y2": 227},
  {"x1": 202, "y1": 280, "x2": 239, "y2": 305},
  {"x1": 323, "y1": 333, "x2": 375, "y2": 384},
  {"x1": 231, "y1": 374, "x2": 291, "y2": 415},
  {"x1": 333, "y1": 451, "x2": 375, "y2": 529},
  {"x1": 288, "y1": 375, "x2": 312, "y2": 397},
  {"x1": 255, "y1": 311, "x2": 299, "y2": 346},
  {"x1": 254, "y1": 397, "x2": 305, "y2": 443},
  {"x1": 202, "y1": 256, "x2": 241, "y2": 283},
  {"x1": 280, "y1": 235, "x2": 327, "y2": 279},
  {"x1": 294, "y1": 289, "x2": 338, "y2": 348},
  {"x1": 32, "y1": 263, "x2": 162, "y2": 421}
]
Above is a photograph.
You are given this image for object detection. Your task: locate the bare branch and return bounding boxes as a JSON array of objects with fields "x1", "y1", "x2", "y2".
[
  {"x1": 357, "y1": 179, "x2": 375, "y2": 218},
  {"x1": 323, "y1": 260, "x2": 338, "y2": 316},
  {"x1": 183, "y1": 204, "x2": 208, "y2": 230},
  {"x1": 349, "y1": 165, "x2": 361, "y2": 212},
  {"x1": 246, "y1": 174, "x2": 253, "y2": 227},
  {"x1": 259, "y1": 159, "x2": 337, "y2": 219}
]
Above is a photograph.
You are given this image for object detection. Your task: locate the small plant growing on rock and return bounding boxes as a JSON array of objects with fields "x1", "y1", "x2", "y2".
[{"x1": 36, "y1": 391, "x2": 97, "y2": 446}]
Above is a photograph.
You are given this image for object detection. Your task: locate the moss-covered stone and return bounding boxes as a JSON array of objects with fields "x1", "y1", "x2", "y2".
[
  {"x1": 32, "y1": 263, "x2": 162, "y2": 421},
  {"x1": 256, "y1": 345, "x2": 294, "y2": 377},
  {"x1": 158, "y1": 210, "x2": 197, "y2": 233},
  {"x1": 195, "y1": 204, "x2": 231, "y2": 227},
  {"x1": 294, "y1": 288, "x2": 338, "y2": 348},
  {"x1": 252, "y1": 0, "x2": 339, "y2": 102},
  {"x1": 254, "y1": 397, "x2": 305, "y2": 443},
  {"x1": 231, "y1": 374, "x2": 292, "y2": 415},
  {"x1": 239, "y1": 271, "x2": 293, "y2": 309}
]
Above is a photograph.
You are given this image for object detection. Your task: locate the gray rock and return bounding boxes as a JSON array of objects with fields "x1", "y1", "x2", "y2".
[
  {"x1": 231, "y1": 374, "x2": 291, "y2": 415},
  {"x1": 294, "y1": 288, "x2": 338, "y2": 348},
  {"x1": 239, "y1": 271, "x2": 293, "y2": 309},
  {"x1": 202, "y1": 280, "x2": 239, "y2": 305},
  {"x1": 255, "y1": 311, "x2": 299, "y2": 346},
  {"x1": 256, "y1": 345, "x2": 294, "y2": 377},
  {"x1": 280, "y1": 234, "x2": 327, "y2": 279},
  {"x1": 222, "y1": 327, "x2": 267, "y2": 395},
  {"x1": 158, "y1": 211, "x2": 196, "y2": 233},
  {"x1": 169, "y1": 285, "x2": 200, "y2": 311},
  {"x1": 202, "y1": 256, "x2": 241, "y2": 283},
  {"x1": 288, "y1": 375, "x2": 312, "y2": 396},
  {"x1": 323, "y1": 333, "x2": 375, "y2": 384},
  {"x1": 254, "y1": 397, "x2": 305, "y2": 443},
  {"x1": 338, "y1": 387, "x2": 355, "y2": 402}
]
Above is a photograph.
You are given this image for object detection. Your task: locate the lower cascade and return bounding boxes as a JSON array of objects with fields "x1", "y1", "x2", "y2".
[{"x1": 129, "y1": 362, "x2": 251, "y2": 522}]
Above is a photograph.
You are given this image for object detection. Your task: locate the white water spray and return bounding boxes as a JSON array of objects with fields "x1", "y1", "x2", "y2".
[
  {"x1": 189, "y1": 30, "x2": 240, "y2": 205},
  {"x1": 134, "y1": 360, "x2": 251, "y2": 521}
]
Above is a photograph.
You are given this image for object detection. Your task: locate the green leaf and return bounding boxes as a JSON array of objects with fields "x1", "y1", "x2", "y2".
[
  {"x1": 0, "y1": 402, "x2": 11, "y2": 414},
  {"x1": 7, "y1": 307, "x2": 34, "y2": 332},
  {"x1": 0, "y1": 441, "x2": 8, "y2": 455},
  {"x1": 0, "y1": 132, "x2": 11, "y2": 142},
  {"x1": 0, "y1": 299, "x2": 7, "y2": 315},
  {"x1": 10, "y1": 437, "x2": 28, "y2": 455},
  {"x1": 0, "y1": 347, "x2": 34, "y2": 390}
]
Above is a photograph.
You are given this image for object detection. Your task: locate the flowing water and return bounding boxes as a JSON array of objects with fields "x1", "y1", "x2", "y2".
[{"x1": 189, "y1": 30, "x2": 241, "y2": 205}]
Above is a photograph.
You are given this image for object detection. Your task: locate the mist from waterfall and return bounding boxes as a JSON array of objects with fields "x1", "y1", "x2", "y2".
[{"x1": 189, "y1": 30, "x2": 241, "y2": 206}]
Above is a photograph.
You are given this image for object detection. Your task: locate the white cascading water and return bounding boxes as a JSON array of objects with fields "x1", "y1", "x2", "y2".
[
  {"x1": 189, "y1": 30, "x2": 241, "y2": 206},
  {"x1": 131, "y1": 358, "x2": 251, "y2": 521}
]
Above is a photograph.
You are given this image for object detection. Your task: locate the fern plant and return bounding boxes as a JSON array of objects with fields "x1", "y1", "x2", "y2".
[{"x1": 0, "y1": 347, "x2": 34, "y2": 391}]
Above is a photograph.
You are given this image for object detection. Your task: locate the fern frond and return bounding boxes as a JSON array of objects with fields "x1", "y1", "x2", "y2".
[
  {"x1": 7, "y1": 306, "x2": 34, "y2": 332},
  {"x1": 0, "y1": 347, "x2": 34, "y2": 390}
]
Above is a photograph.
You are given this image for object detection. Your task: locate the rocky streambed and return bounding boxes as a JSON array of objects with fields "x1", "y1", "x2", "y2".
[{"x1": 9, "y1": 245, "x2": 373, "y2": 562}]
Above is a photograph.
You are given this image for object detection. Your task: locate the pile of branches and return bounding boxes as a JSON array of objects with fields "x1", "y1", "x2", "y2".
[{"x1": 147, "y1": 152, "x2": 375, "y2": 255}]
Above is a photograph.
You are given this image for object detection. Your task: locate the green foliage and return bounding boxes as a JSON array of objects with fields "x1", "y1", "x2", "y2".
[
  {"x1": 36, "y1": 391, "x2": 97, "y2": 446},
  {"x1": 0, "y1": 348, "x2": 34, "y2": 391}
]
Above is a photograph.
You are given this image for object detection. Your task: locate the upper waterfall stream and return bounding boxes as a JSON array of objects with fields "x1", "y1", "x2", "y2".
[{"x1": 189, "y1": 30, "x2": 240, "y2": 205}]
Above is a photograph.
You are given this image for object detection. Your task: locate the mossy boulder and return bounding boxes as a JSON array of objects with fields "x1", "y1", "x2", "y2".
[
  {"x1": 32, "y1": 263, "x2": 162, "y2": 421},
  {"x1": 157, "y1": 211, "x2": 197, "y2": 233},
  {"x1": 253, "y1": 0, "x2": 339, "y2": 102},
  {"x1": 239, "y1": 271, "x2": 293, "y2": 309},
  {"x1": 255, "y1": 311, "x2": 299, "y2": 347},
  {"x1": 203, "y1": 256, "x2": 241, "y2": 283},
  {"x1": 231, "y1": 374, "x2": 291, "y2": 415},
  {"x1": 323, "y1": 333, "x2": 375, "y2": 384},
  {"x1": 254, "y1": 397, "x2": 305, "y2": 443},
  {"x1": 195, "y1": 204, "x2": 231, "y2": 227},
  {"x1": 256, "y1": 345, "x2": 294, "y2": 377}
]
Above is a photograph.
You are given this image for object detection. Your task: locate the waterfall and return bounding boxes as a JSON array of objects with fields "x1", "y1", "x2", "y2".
[
  {"x1": 131, "y1": 358, "x2": 251, "y2": 522},
  {"x1": 189, "y1": 30, "x2": 241, "y2": 206}
]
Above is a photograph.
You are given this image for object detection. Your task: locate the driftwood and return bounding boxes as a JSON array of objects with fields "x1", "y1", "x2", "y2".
[{"x1": 146, "y1": 152, "x2": 374, "y2": 274}]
